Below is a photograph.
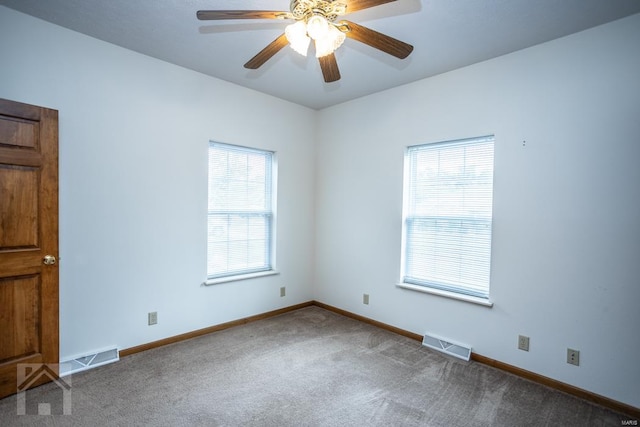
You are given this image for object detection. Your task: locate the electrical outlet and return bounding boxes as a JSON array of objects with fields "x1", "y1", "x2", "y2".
[
  {"x1": 567, "y1": 348, "x2": 580, "y2": 366},
  {"x1": 148, "y1": 312, "x2": 157, "y2": 325},
  {"x1": 518, "y1": 335, "x2": 530, "y2": 352},
  {"x1": 280, "y1": 286, "x2": 286, "y2": 297},
  {"x1": 363, "y1": 294, "x2": 369, "y2": 305}
]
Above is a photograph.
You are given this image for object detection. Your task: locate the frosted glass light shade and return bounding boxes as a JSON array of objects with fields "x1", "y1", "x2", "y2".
[
  {"x1": 306, "y1": 15, "x2": 329, "y2": 40},
  {"x1": 315, "y1": 25, "x2": 346, "y2": 58},
  {"x1": 285, "y1": 21, "x2": 310, "y2": 56}
]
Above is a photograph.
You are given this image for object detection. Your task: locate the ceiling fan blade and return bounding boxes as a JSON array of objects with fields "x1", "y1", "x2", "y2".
[
  {"x1": 345, "y1": 0, "x2": 397, "y2": 13},
  {"x1": 319, "y1": 53, "x2": 341, "y2": 83},
  {"x1": 244, "y1": 34, "x2": 289, "y2": 69},
  {"x1": 342, "y1": 20, "x2": 413, "y2": 59},
  {"x1": 197, "y1": 10, "x2": 288, "y2": 20}
]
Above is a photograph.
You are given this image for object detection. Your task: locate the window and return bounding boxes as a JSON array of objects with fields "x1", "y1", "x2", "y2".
[
  {"x1": 401, "y1": 135, "x2": 494, "y2": 302},
  {"x1": 207, "y1": 142, "x2": 276, "y2": 280}
]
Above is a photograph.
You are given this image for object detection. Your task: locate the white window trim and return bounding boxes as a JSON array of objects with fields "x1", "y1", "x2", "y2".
[
  {"x1": 399, "y1": 135, "x2": 495, "y2": 304},
  {"x1": 206, "y1": 141, "x2": 278, "y2": 282},
  {"x1": 203, "y1": 270, "x2": 280, "y2": 286},
  {"x1": 396, "y1": 281, "x2": 493, "y2": 307}
]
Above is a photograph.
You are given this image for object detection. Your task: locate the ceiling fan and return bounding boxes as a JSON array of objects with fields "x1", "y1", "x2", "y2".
[{"x1": 197, "y1": 0, "x2": 413, "y2": 83}]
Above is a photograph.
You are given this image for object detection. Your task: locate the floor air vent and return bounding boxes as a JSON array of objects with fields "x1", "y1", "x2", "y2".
[
  {"x1": 422, "y1": 333, "x2": 471, "y2": 361},
  {"x1": 60, "y1": 347, "x2": 119, "y2": 376}
]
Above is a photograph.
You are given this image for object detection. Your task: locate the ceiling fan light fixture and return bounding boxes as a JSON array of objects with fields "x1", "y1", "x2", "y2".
[
  {"x1": 314, "y1": 24, "x2": 346, "y2": 58},
  {"x1": 198, "y1": 0, "x2": 414, "y2": 82},
  {"x1": 285, "y1": 21, "x2": 310, "y2": 56}
]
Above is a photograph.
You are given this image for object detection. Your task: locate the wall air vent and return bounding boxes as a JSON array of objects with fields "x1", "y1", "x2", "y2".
[
  {"x1": 422, "y1": 333, "x2": 471, "y2": 361},
  {"x1": 60, "y1": 347, "x2": 119, "y2": 376}
]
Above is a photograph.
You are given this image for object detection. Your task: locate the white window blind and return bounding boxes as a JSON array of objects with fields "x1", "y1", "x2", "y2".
[
  {"x1": 207, "y1": 142, "x2": 274, "y2": 279},
  {"x1": 403, "y1": 136, "x2": 494, "y2": 299}
]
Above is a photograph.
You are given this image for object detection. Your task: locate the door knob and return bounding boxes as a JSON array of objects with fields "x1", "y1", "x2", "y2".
[{"x1": 43, "y1": 255, "x2": 56, "y2": 265}]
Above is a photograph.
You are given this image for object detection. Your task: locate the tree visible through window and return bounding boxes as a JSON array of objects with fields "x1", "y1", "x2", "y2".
[
  {"x1": 402, "y1": 136, "x2": 495, "y2": 299},
  {"x1": 207, "y1": 142, "x2": 275, "y2": 279}
]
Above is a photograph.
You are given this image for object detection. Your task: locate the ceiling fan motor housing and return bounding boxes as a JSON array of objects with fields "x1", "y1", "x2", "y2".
[{"x1": 290, "y1": 0, "x2": 347, "y2": 22}]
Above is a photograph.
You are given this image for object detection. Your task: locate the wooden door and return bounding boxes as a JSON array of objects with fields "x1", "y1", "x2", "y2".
[{"x1": 0, "y1": 98, "x2": 59, "y2": 399}]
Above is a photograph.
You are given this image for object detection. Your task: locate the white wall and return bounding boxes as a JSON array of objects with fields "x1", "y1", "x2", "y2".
[
  {"x1": 0, "y1": 7, "x2": 316, "y2": 358},
  {"x1": 315, "y1": 14, "x2": 640, "y2": 408}
]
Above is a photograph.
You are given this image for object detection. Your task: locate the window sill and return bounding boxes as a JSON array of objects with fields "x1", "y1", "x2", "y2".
[
  {"x1": 396, "y1": 282, "x2": 493, "y2": 307},
  {"x1": 203, "y1": 270, "x2": 280, "y2": 286}
]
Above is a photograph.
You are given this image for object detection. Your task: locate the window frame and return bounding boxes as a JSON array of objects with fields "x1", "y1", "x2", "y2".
[
  {"x1": 398, "y1": 135, "x2": 495, "y2": 307},
  {"x1": 205, "y1": 141, "x2": 278, "y2": 285}
]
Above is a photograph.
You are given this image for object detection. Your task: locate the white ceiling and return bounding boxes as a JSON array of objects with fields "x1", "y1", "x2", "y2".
[{"x1": 2, "y1": 0, "x2": 639, "y2": 109}]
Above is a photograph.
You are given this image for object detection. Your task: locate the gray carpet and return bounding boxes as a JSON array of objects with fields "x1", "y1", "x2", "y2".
[{"x1": 0, "y1": 306, "x2": 630, "y2": 426}]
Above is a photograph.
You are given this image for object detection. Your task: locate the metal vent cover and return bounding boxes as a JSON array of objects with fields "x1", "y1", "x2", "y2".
[
  {"x1": 60, "y1": 347, "x2": 119, "y2": 376},
  {"x1": 422, "y1": 333, "x2": 471, "y2": 361}
]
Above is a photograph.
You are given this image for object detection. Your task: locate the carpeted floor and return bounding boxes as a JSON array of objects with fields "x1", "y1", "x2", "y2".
[{"x1": 0, "y1": 306, "x2": 631, "y2": 426}]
